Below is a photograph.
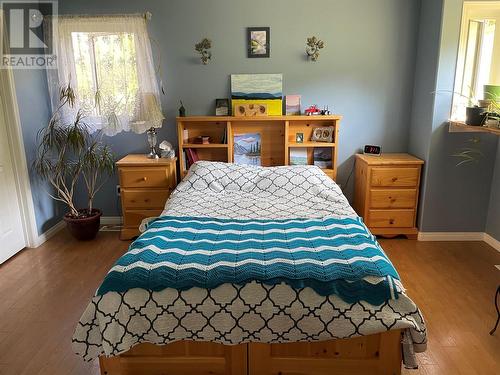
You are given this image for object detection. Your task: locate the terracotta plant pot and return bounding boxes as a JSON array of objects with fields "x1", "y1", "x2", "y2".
[{"x1": 63, "y1": 209, "x2": 102, "y2": 241}]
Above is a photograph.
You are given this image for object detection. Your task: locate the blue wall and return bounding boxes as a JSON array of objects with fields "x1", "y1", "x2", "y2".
[
  {"x1": 486, "y1": 140, "x2": 500, "y2": 240},
  {"x1": 16, "y1": 0, "x2": 421, "y2": 231},
  {"x1": 13, "y1": 0, "x2": 500, "y2": 240},
  {"x1": 13, "y1": 69, "x2": 64, "y2": 234},
  {"x1": 409, "y1": 0, "x2": 499, "y2": 237}
]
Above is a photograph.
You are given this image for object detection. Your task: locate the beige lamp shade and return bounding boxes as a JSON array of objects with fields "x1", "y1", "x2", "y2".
[{"x1": 131, "y1": 92, "x2": 165, "y2": 133}]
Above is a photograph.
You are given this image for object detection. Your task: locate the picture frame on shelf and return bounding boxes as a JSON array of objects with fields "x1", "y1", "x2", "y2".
[
  {"x1": 234, "y1": 133, "x2": 262, "y2": 166},
  {"x1": 290, "y1": 148, "x2": 308, "y2": 166},
  {"x1": 215, "y1": 98, "x2": 230, "y2": 116},
  {"x1": 247, "y1": 27, "x2": 270, "y2": 58},
  {"x1": 311, "y1": 126, "x2": 333, "y2": 143},
  {"x1": 286, "y1": 95, "x2": 301, "y2": 115},
  {"x1": 295, "y1": 132, "x2": 304, "y2": 143},
  {"x1": 313, "y1": 148, "x2": 332, "y2": 169}
]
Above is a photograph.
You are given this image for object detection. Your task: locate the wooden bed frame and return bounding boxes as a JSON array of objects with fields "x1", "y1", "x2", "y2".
[
  {"x1": 99, "y1": 330, "x2": 402, "y2": 375},
  {"x1": 99, "y1": 115, "x2": 403, "y2": 374}
]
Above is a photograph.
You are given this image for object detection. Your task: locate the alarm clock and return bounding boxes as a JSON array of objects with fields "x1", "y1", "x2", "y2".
[{"x1": 363, "y1": 145, "x2": 382, "y2": 156}]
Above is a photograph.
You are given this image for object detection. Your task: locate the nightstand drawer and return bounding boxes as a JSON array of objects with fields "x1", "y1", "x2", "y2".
[
  {"x1": 369, "y1": 189, "x2": 417, "y2": 209},
  {"x1": 121, "y1": 189, "x2": 171, "y2": 209},
  {"x1": 120, "y1": 168, "x2": 171, "y2": 188},
  {"x1": 367, "y1": 209, "x2": 415, "y2": 228},
  {"x1": 370, "y1": 167, "x2": 419, "y2": 187},
  {"x1": 123, "y1": 209, "x2": 164, "y2": 228}
]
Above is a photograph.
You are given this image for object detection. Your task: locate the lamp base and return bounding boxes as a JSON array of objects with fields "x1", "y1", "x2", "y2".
[{"x1": 147, "y1": 150, "x2": 160, "y2": 159}]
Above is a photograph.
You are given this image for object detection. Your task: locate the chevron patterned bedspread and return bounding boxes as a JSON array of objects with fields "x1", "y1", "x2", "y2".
[{"x1": 98, "y1": 215, "x2": 400, "y2": 306}]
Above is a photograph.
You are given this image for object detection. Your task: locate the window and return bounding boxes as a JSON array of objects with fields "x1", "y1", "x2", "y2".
[
  {"x1": 452, "y1": 2, "x2": 500, "y2": 121},
  {"x1": 47, "y1": 15, "x2": 163, "y2": 135}
]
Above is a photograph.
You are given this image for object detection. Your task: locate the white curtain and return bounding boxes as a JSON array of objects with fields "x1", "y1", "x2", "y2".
[{"x1": 47, "y1": 15, "x2": 164, "y2": 135}]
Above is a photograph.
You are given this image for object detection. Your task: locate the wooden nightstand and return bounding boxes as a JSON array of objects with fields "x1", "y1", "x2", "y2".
[
  {"x1": 116, "y1": 155, "x2": 177, "y2": 240},
  {"x1": 353, "y1": 153, "x2": 424, "y2": 239}
]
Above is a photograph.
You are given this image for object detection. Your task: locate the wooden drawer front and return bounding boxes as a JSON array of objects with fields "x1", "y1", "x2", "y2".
[
  {"x1": 367, "y1": 209, "x2": 415, "y2": 228},
  {"x1": 120, "y1": 168, "x2": 170, "y2": 188},
  {"x1": 369, "y1": 189, "x2": 417, "y2": 209},
  {"x1": 370, "y1": 167, "x2": 419, "y2": 187},
  {"x1": 122, "y1": 189, "x2": 171, "y2": 209},
  {"x1": 123, "y1": 209, "x2": 163, "y2": 228}
]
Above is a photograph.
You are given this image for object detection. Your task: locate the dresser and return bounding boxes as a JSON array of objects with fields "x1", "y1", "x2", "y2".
[
  {"x1": 353, "y1": 153, "x2": 424, "y2": 239},
  {"x1": 116, "y1": 155, "x2": 177, "y2": 240}
]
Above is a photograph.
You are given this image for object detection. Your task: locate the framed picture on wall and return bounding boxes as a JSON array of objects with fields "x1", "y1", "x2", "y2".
[{"x1": 247, "y1": 27, "x2": 270, "y2": 58}]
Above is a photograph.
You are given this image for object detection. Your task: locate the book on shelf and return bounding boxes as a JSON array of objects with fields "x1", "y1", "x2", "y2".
[
  {"x1": 183, "y1": 150, "x2": 188, "y2": 170},
  {"x1": 220, "y1": 128, "x2": 227, "y2": 144},
  {"x1": 184, "y1": 148, "x2": 199, "y2": 169}
]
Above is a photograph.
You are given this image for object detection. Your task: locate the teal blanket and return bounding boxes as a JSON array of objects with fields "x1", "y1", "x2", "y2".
[{"x1": 98, "y1": 216, "x2": 400, "y2": 305}]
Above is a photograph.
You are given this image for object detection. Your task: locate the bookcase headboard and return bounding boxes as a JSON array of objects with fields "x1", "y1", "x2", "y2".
[{"x1": 177, "y1": 115, "x2": 342, "y2": 180}]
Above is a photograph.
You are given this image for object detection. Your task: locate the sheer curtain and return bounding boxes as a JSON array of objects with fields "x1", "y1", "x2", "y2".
[{"x1": 47, "y1": 15, "x2": 163, "y2": 135}]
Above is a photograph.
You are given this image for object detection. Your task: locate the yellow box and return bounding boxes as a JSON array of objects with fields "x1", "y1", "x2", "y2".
[{"x1": 232, "y1": 99, "x2": 282, "y2": 116}]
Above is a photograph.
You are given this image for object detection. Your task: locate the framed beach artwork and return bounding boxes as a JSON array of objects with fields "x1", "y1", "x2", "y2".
[
  {"x1": 247, "y1": 27, "x2": 270, "y2": 58},
  {"x1": 233, "y1": 133, "x2": 261, "y2": 166},
  {"x1": 231, "y1": 73, "x2": 283, "y2": 115}
]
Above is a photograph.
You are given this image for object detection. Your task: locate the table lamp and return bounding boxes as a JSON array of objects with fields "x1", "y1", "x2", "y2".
[{"x1": 131, "y1": 93, "x2": 165, "y2": 158}]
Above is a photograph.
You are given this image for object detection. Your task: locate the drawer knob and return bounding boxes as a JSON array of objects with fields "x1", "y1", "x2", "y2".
[
  {"x1": 390, "y1": 198, "x2": 396, "y2": 203},
  {"x1": 392, "y1": 177, "x2": 398, "y2": 182},
  {"x1": 389, "y1": 219, "x2": 395, "y2": 225},
  {"x1": 141, "y1": 177, "x2": 147, "y2": 182},
  {"x1": 144, "y1": 199, "x2": 150, "y2": 202}
]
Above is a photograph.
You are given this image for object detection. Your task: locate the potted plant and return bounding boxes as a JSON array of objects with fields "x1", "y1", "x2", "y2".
[
  {"x1": 34, "y1": 83, "x2": 114, "y2": 240},
  {"x1": 483, "y1": 86, "x2": 500, "y2": 128},
  {"x1": 461, "y1": 90, "x2": 488, "y2": 126}
]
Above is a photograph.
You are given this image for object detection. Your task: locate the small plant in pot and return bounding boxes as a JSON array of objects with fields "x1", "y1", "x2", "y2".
[
  {"x1": 463, "y1": 93, "x2": 488, "y2": 126},
  {"x1": 33, "y1": 83, "x2": 114, "y2": 241}
]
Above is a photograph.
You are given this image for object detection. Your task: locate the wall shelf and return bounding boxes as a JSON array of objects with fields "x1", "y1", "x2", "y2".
[{"x1": 449, "y1": 121, "x2": 500, "y2": 136}]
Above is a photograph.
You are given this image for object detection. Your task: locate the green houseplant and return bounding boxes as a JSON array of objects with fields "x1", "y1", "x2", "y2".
[{"x1": 34, "y1": 83, "x2": 114, "y2": 240}]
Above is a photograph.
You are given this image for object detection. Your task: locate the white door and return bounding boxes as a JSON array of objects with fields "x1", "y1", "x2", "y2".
[{"x1": 0, "y1": 90, "x2": 25, "y2": 263}]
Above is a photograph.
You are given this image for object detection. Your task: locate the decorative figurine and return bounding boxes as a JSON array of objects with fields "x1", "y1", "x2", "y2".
[
  {"x1": 320, "y1": 106, "x2": 331, "y2": 115},
  {"x1": 195, "y1": 38, "x2": 212, "y2": 65},
  {"x1": 159, "y1": 140, "x2": 175, "y2": 159},
  {"x1": 306, "y1": 36, "x2": 325, "y2": 62},
  {"x1": 179, "y1": 100, "x2": 186, "y2": 117},
  {"x1": 305, "y1": 104, "x2": 321, "y2": 116}
]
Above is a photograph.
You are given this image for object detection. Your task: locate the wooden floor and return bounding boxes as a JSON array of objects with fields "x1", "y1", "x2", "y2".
[{"x1": 0, "y1": 230, "x2": 499, "y2": 375}]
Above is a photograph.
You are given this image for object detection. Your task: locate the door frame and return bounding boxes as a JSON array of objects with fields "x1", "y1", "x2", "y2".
[{"x1": 0, "y1": 65, "x2": 39, "y2": 248}]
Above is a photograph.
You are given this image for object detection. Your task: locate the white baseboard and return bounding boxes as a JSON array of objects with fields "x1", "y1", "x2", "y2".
[
  {"x1": 31, "y1": 216, "x2": 123, "y2": 248},
  {"x1": 101, "y1": 216, "x2": 122, "y2": 225},
  {"x1": 483, "y1": 233, "x2": 500, "y2": 252},
  {"x1": 418, "y1": 231, "x2": 500, "y2": 252},
  {"x1": 32, "y1": 220, "x2": 66, "y2": 248},
  {"x1": 417, "y1": 232, "x2": 484, "y2": 241}
]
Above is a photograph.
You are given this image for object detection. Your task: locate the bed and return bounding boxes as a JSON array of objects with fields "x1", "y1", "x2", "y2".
[{"x1": 73, "y1": 161, "x2": 426, "y2": 375}]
